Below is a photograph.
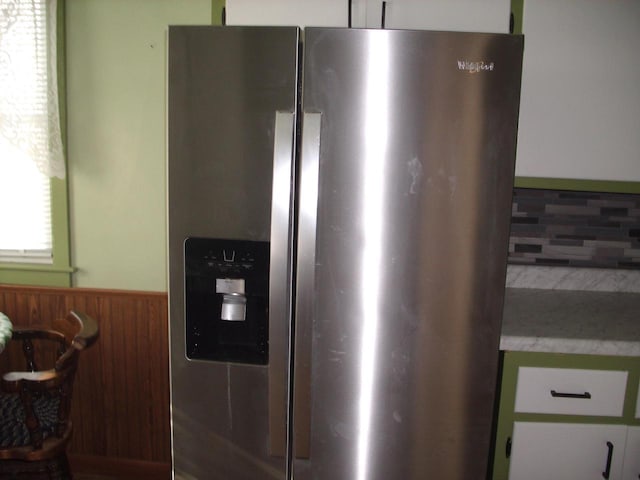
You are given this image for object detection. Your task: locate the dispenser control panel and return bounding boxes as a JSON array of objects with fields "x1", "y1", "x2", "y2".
[{"x1": 184, "y1": 237, "x2": 269, "y2": 365}]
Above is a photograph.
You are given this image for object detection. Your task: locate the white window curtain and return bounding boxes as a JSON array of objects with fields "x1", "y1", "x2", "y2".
[{"x1": 0, "y1": 0, "x2": 64, "y2": 263}]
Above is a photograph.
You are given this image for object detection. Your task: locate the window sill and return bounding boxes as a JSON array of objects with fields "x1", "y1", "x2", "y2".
[{"x1": 0, "y1": 263, "x2": 74, "y2": 287}]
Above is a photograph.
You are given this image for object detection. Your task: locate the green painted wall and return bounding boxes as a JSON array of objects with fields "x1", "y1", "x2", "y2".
[{"x1": 65, "y1": 0, "x2": 211, "y2": 291}]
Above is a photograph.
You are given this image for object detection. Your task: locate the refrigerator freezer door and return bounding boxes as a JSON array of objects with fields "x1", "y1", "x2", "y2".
[
  {"x1": 293, "y1": 28, "x2": 523, "y2": 479},
  {"x1": 168, "y1": 26, "x2": 298, "y2": 480}
]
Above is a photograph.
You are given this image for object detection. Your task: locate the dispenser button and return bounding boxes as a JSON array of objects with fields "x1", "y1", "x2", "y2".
[{"x1": 215, "y1": 278, "x2": 245, "y2": 294}]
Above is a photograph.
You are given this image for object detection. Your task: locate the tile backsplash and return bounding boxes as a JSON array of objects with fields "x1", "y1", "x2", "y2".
[{"x1": 508, "y1": 188, "x2": 640, "y2": 269}]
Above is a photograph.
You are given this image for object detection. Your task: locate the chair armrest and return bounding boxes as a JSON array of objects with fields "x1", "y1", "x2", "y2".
[
  {"x1": 2, "y1": 369, "x2": 64, "y2": 393},
  {"x1": 11, "y1": 329, "x2": 66, "y2": 344},
  {"x1": 3, "y1": 370, "x2": 58, "y2": 383}
]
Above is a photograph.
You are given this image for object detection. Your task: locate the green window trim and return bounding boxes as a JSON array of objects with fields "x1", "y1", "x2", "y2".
[
  {"x1": 510, "y1": 0, "x2": 523, "y2": 35},
  {"x1": 0, "y1": 0, "x2": 72, "y2": 288},
  {"x1": 212, "y1": 0, "x2": 225, "y2": 25}
]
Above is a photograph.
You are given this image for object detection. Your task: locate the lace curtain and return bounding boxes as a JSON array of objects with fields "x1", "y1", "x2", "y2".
[{"x1": 0, "y1": 0, "x2": 65, "y2": 179}]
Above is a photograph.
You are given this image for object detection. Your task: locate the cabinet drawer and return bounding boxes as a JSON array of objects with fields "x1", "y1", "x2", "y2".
[{"x1": 514, "y1": 367, "x2": 627, "y2": 416}]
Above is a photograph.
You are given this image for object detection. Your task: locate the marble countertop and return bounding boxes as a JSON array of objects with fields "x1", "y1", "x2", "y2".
[{"x1": 500, "y1": 288, "x2": 640, "y2": 356}]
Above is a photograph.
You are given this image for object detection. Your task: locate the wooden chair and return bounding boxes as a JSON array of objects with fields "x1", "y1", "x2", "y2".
[{"x1": 0, "y1": 311, "x2": 99, "y2": 479}]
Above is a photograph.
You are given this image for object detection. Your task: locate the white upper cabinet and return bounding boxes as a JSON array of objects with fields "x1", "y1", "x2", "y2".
[
  {"x1": 225, "y1": 0, "x2": 349, "y2": 27},
  {"x1": 354, "y1": 0, "x2": 510, "y2": 32},
  {"x1": 515, "y1": 0, "x2": 640, "y2": 181},
  {"x1": 226, "y1": 0, "x2": 510, "y2": 31}
]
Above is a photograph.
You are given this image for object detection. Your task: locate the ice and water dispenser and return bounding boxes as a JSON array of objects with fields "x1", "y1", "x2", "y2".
[{"x1": 184, "y1": 237, "x2": 269, "y2": 365}]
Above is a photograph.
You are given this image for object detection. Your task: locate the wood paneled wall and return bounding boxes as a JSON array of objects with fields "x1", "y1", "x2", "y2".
[{"x1": 0, "y1": 285, "x2": 171, "y2": 466}]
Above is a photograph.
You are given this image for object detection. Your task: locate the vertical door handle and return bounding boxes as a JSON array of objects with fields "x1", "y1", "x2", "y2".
[
  {"x1": 268, "y1": 111, "x2": 295, "y2": 457},
  {"x1": 602, "y1": 441, "x2": 614, "y2": 479},
  {"x1": 292, "y1": 112, "x2": 322, "y2": 460}
]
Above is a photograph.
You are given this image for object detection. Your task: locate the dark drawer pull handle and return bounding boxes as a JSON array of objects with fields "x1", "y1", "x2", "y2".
[
  {"x1": 381, "y1": 1, "x2": 387, "y2": 29},
  {"x1": 602, "y1": 441, "x2": 613, "y2": 479},
  {"x1": 550, "y1": 389, "x2": 591, "y2": 399}
]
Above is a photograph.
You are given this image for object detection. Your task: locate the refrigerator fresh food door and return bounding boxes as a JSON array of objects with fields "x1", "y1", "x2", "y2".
[
  {"x1": 292, "y1": 28, "x2": 523, "y2": 479},
  {"x1": 168, "y1": 26, "x2": 298, "y2": 480}
]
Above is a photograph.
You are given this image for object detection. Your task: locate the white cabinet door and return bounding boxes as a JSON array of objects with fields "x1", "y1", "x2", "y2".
[
  {"x1": 358, "y1": 0, "x2": 510, "y2": 32},
  {"x1": 515, "y1": 0, "x2": 640, "y2": 182},
  {"x1": 225, "y1": 0, "x2": 348, "y2": 27},
  {"x1": 622, "y1": 427, "x2": 640, "y2": 480},
  {"x1": 509, "y1": 422, "x2": 627, "y2": 480}
]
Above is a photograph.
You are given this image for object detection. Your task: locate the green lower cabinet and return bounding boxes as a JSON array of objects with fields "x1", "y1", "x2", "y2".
[{"x1": 492, "y1": 351, "x2": 640, "y2": 480}]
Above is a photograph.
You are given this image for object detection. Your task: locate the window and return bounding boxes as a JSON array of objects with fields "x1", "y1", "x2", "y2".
[{"x1": 0, "y1": 0, "x2": 71, "y2": 286}]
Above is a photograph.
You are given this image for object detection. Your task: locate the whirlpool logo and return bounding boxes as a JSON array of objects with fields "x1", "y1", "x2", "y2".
[{"x1": 457, "y1": 60, "x2": 495, "y2": 73}]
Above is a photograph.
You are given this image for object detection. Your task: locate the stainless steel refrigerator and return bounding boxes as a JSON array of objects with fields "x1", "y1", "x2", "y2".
[{"x1": 168, "y1": 26, "x2": 523, "y2": 480}]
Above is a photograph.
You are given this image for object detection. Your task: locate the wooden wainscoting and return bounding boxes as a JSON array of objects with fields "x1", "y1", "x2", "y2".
[{"x1": 0, "y1": 285, "x2": 171, "y2": 477}]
